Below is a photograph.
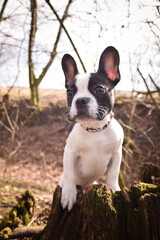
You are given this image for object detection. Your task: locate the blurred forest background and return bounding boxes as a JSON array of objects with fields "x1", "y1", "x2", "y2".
[{"x1": 0, "y1": 0, "x2": 160, "y2": 236}]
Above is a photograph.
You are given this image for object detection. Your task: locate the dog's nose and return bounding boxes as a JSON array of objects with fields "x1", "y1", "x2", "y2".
[{"x1": 76, "y1": 97, "x2": 90, "y2": 107}]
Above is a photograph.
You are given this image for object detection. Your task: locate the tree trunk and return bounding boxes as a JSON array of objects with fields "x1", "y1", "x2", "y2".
[
  {"x1": 28, "y1": 0, "x2": 38, "y2": 107},
  {"x1": 37, "y1": 182, "x2": 160, "y2": 240},
  {"x1": 30, "y1": 81, "x2": 40, "y2": 108}
]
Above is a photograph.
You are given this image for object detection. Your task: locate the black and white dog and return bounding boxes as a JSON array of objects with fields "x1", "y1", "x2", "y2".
[{"x1": 59, "y1": 46, "x2": 124, "y2": 211}]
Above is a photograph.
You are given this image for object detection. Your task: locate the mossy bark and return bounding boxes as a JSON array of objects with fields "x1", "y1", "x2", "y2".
[
  {"x1": 0, "y1": 191, "x2": 36, "y2": 235},
  {"x1": 38, "y1": 183, "x2": 160, "y2": 240}
]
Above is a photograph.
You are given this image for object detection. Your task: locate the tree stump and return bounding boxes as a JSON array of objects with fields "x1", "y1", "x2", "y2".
[{"x1": 37, "y1": 182, "x2": 160, "y2": 240}]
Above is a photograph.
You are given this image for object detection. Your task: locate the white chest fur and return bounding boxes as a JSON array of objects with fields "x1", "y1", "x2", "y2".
[{"x1": 61, "y1": 118, "x2": 123, "y2": 189}]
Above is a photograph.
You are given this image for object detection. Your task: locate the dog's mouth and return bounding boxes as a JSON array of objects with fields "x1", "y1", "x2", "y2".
[
  {"x1": 69, "y1": 108, "x2": 92, "y2": 122},
  {"x1": 68, "y1": 106, "x2": 108, "y2": 123}
]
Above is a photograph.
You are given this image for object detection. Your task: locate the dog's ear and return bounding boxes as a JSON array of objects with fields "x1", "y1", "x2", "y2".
[
  {"x1": 97, "y1": 46, "x2": 120, "y2": 87},
  {"x1": 62, "y1": 54, "x2": 79, "y2": 88}
]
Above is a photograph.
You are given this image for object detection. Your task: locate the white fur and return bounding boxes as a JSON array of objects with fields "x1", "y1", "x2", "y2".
[{"x1": 59, "y1": 117, "x2": 124, "y2": 211}]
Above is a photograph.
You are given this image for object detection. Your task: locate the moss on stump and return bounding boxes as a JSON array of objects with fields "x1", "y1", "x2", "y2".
[
  {"x1": 0, "y1": 190, "x2": 36, "y2": 238},
  {"x1": 38, "y1": 182, "x2": 160, "y2": 240}
]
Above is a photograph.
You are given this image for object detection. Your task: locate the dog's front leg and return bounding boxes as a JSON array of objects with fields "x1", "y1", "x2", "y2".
[
  {"x1": 105, "y1": 148, "x2": 122, "y2": 191},
  {"x1": 59, "y1": 146, "x2": 77, "y2": 211}
]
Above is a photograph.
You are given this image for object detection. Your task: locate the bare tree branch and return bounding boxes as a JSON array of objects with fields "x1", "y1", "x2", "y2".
[
  {"x1": 2, "y1": 102, "x2": 14, "y2": 130},
  {"x1": 45, "y1": 0, "x2": 87, "y2": 73},
  {"x1": 134, "y1": 90, "x2": 158, "y2": 95},
  {"x1": 7, "y1": 13, "x2": 29, "y2": 94},
  {"x1": 156, "y1": 5, "x2": 160, "y2": 16},
  {"x1": 149, "y1": 74, "x2": 160, "y2": 93},
  {"x1": 0, "y1": 0, "x2": 8, "y2": 22},
  {"x1": 8, "y1": 226, "x2": 44, "y2": 239},
  {"x1": 2, "y1": 103, "x2": 20, "y2": 181},
  {"x1": 146, "y1": 21, "x2": 160, "y2": 51},
  {"x1": 36, "y1": 0, "x2": 73, "y2": 85},
  {"x1": 137, "y1": 67, "x2": 159, "y2": 109},
  {"x1": 28, "y1": 0, "x2": 73, "y2": 106}
]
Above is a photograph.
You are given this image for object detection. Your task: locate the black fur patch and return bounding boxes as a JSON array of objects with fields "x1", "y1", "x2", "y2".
[
  {"x1": 88, "y1": 73, "x2": 114, "y2": 119},
  {"x1": 66, "y1": 78, "x2": 77, "y2": 107}
]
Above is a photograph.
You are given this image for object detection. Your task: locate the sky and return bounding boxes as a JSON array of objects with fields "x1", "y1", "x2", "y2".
[{"x1": 0, "y1": 0, "x2": 159, "y2": 92}]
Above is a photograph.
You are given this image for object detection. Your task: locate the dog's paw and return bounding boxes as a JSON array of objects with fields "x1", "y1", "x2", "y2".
[
  {"x1": 61, "y1": 184, "x2": 77, "y2": 211},
  {"x1": 106, "y1": 180, "x2": 120, "y2": 192},
  {"x1": 113, "y1": 185, "x2": 120, "y2": 191}
]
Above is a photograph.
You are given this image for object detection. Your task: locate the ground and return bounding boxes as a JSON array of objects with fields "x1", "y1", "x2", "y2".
[{"x1": 0, "y1": 86, "x2": 159, "y2": 226}]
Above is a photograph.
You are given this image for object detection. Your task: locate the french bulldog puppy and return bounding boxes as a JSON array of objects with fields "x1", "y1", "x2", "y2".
[{"x1": 59, "y1": 46, "x2": 124, "y2": 211}]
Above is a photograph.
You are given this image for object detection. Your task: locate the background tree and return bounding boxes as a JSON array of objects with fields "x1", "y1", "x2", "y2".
[{"x1": 28, "y1": 0, "x2": 73, "y2": 107}]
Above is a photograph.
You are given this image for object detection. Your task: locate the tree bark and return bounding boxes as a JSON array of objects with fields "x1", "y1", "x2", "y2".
[
  {"x1": 28, "y1": 0, "x2": 37, "y2": 106},
  {"x1": 37, "y1": 182, "x2": 160, "y2": 240}
]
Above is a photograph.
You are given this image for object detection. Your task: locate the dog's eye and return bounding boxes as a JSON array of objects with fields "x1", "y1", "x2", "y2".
[
  {"x1": 67, "y1": 89, "x2": 73, "y2": 98},
  {"x1": 95, "y1": 86, "x2": 105, "y2": 94}
]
